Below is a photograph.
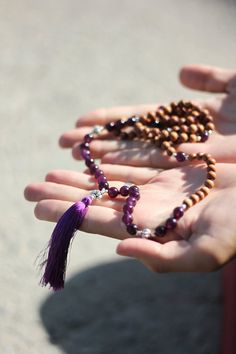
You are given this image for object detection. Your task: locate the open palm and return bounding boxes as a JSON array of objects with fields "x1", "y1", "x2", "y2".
[
  {"x1": 25, "y1": 162, "x2": 236, "y2": 273},
  {"x1": 59, "y1": 65, "x2": 236, "y2": 168}
]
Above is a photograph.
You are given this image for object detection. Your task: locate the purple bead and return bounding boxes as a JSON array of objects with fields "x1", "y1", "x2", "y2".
[
  {"x1": 127, "y1": 223, "x2": 138, "y2": 235},
  {"x1": 166, "y1": 217, "x2": 177, "y2": 230},
  {"x1": 81, "y1": 196, "x2": 92, "y2": 207},
  {"x1": 95, "y1": 169, "x2": 104, "y2": 178},
  {"x1": 173, "y1": 206, "x2": 184, "y2": 219},
  {"x1": 99, "y1": 181, "x2": 109, "y2": 190},
  {"x1": 120, "y1": 185, "x2": 129, "y2": 196},
  {"x1": 154, "y1": 225, "x2": 167, "y2": 237},
  {"x1": 123, "y1": 204, "x2": 133, "y2": 213},
  {"x1": 97, "y1": 175, "x2": 107, "y2": 184},
  {"x1": 127, "y1": 116, "x2": 139, "y2": 126},
  {"x1": 84, "y1": 134, "x2": 94, "y2": 143},
  {"x1": 126, "y1": 197, "x2": 137, "y2": 206},
  {"x1": 105, "y1": 122, "x2": 116, "y2": 132},
  {"x1": 80, "y1": 142, "x2": 90, "y2": 149},
  {"x1": 115, "y1": 119, "x2": 126, "y2": 130},
  {"x1": 129, "y1": 185, "x2": 140, "y2": 199},
  {"x1": 200, "y1": 131, "x2": 209, "y2": 142},
  {"x1": 108, "y1": 187, "x2": 119, "y2": 198},
  {"x1": 176, "y1": 152, "x2": 187, "y2": 162},
  {"x1": 90, "y1": 164, "x2": 99, "y2": 174},
  {"x1": 122, "y1": 213, "x2": 133, "y2": 225},
  {"x1": 80, "y1": 148, "x2": 91, "y2": 159},
  {"x1": 85, "y1": 158, "x2": 94, "y2": 167}
]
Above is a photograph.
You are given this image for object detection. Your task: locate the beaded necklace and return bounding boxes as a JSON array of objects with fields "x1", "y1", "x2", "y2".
[{"x1": 40, "y1": 101, "x2": 216, "y2": 290}]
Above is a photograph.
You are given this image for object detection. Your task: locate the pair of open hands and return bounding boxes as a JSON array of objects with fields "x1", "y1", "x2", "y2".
[{"x1": 25, "y1": 64, "x2": 236, "y2": 273}]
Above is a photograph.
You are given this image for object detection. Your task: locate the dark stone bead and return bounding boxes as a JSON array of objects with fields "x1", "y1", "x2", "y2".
[
  {"x1": 115, "y1": 119, "x2": 126, "y2": 130},
  {"x1": 149, "y1": 120, "x2": 159, "y2": 128},
  {"x1": 122, "y1": 213, "x2": 133, "y2": 225},
  {"x1": 80, "y1": 142, "x2": 90, "y2": 150},
  {"x1": 154, "y1": 225, "x2": 167, "y2": 237},
  {"x1": 95, "y1": 169, "x2": 104, "y2": 178},
  {"x1": 120, "y1": 185, "x2": 129, "y2": 197},
  {"x1": 84, "y1": 134, "x2": 94, "y2": 143},
  {"x1": 99, "y1": 181, "x2": 109, "y2": 190},
  {"x1": 127, "y1": 116, "x2": 139, "y2": 126},
  {"x1": 108, "y1": 187, "x2": 119, "y2": 198},
  {"x1": 85, "y1": 158, "x2": 94, "y2": 167},
  {"x1": 105, "y1": 122, "x2": 116, "y2": 132},
  {"x1": 173, "y1": 206, "x2": 184, "y2": 219},
  {"x1": 123, "y1": 204, "x2": 133, "y2": 213},
  {"x1": 127, "y1": 223, "x2": 138, "y2": 235},
  {"x1": 176, "y1": 152, "x2": 187, "y2": 162},
  {"x1": 89, "y1": 164, "x2": 99, "y2": 174},
  {"x1": 81, "y1": 196, "x2": 92, "y2": 207},
  {"x1": 129, "y1": 185, "x2": 140, "y2": 199},
  {"x1": 200, "y1": 131, "x2": 209, "y2": 142},
  {"x1": 126, "y1": 196, "x2": 137, "y2": 206},
  {"x1": 166, "y1": 217, "x2": 177, "y2": 230},
  {"x1": 80, "y1": 148, "x2": 90, "y2": 159},
  {"x1": 97, "y1": 175, "x2": 107, "y2": 184}
]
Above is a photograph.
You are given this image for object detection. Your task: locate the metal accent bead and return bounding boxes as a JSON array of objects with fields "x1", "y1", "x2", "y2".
[
  {"x1": 90, "y1": 188, "x2": 107, "y2": 200},
  {"x1": 140, "y1": 228, "x2": 152, "y2": 239},
  {"x1": 91, "y1": 125, "x2": 104, "y2": 135}
]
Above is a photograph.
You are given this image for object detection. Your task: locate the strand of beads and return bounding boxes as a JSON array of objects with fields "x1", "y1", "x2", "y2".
[{"x1": 79, "y1": 101, "x2": 216, "y2": 241}]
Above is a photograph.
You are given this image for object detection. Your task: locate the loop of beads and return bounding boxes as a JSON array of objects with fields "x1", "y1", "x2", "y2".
[{"x1": 79, "y1": 101, "x2": 216, "y2": 240}]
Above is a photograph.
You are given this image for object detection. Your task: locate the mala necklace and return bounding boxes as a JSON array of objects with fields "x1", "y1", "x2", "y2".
[{"x1": 40, "y1": 100, "x2": 216, "y2": 290}]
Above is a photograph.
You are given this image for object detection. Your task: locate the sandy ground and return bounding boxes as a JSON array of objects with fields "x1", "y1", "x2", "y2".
[{"x1": 1, "y1": 0, "x2": 236, "y2": 353}]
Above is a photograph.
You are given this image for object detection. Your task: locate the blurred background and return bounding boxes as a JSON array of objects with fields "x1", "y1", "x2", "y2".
[{"x1": 1, "y1": 0, "x2": 236, "y2": 353}]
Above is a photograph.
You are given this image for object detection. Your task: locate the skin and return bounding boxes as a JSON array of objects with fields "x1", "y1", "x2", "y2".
[{"x1": 24, "y1": 64, "x2": 236, "y2": 273}]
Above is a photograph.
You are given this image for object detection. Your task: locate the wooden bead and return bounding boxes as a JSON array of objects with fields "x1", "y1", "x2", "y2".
[
  {"x1": 170, "y1": 131, "x2": 178, "y2": 142},
  {"x1": 191, "y1": 194, "x2": 200, "y2": 204},
  {"x1": 198, "y1": 124, "x2": 205, "y2": 132},
  {"x1": 205, "y1": 179, "x2": 214, "y2": 189},
  {"x1": 189, "y1": 134, "x2": 198, "y2": 143},
  {"x1": 190, "y1": 124, "x2": 198, "y2": 133},
  {"x1": 202, "y1": 153, "x2": 212, "y2": 161},
  {"x1": 180, "y1": 124, "x2": 188, "y2": 133},
  {"x1": 207, "y1": 164, "x2": 216, "y2": 172},
  {"x1": 179, "y1": 133, "x2": 188, "y2": 143},
  {"x1": 188, "y1": 153, "x2": 197, "y2": 160},
  {"x1": 161, "y1": 141, "x2": 171, "y2": 150},
  {"x1": 192, "y1": 110, "x2": 200, "y2": 118},
  {"x1": 186, "y1": 115, "x2": 195, "y2": 124},
  {"x1": 170, "y1": 116, "x2": 179, "y2": 125},
  {"x1": 196, "y1": 190, "x2": 205, "y2": 200},
  {"x1": 161, "y1": 130, "x2": 169, "y2": 139},
  {"x1": 207, "y1": 171, "x2": 216, "y2": 180},
  {"x1": 200, "y1": 186, "x2": 210, "y2": 195},
  {"x1": 197, "y1": 152, "x2": 205, "y2": 160},
  {"x1": 183, "y1": 198, "x2": 193, "y2": 209},
  {"x1": 207, "y1": 158, "x2": 216, "y2": 165},
  {"x1": 180, "y1": 117, "x2": 186, "y2": 124},
  {"x1": 173, "y1": 125, "x2": 180, "y2": 132},
  {"x1": 206, "y1": 122, "x2": 215, "y2": 131},
  {"x1": 167, "y1": 147, "x2": 176, "y2": 156}
]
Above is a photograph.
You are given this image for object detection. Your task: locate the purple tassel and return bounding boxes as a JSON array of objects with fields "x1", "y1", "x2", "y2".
[{"x1": 40, "y1": 197, "x2": 92, "y2": 291}]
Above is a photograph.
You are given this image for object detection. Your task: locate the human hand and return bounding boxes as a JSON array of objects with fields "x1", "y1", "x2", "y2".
[
  {"x1": 24, "y1": 163, "x2": 236, "y2": 272},
  {"x1": 59, "y1": 64, "x2": 236, "y2": 168}
]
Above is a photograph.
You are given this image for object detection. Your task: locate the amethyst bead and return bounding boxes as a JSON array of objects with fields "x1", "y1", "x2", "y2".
[
  {"x1": 90, "y1": 164, "x2": 99, "y2": 174},
  {"x1": 122, "y1": 213, "x2": 133, "y2": 225},
  {"x1": 126, "y1": 196, "x2": 137, "y2": 206},
  {"x1": 166, "y1": 217, "x2": 177, "y2": 230},
  {"x1": 123, "y1": 204, "x2": 133, "y2": 213},
  {"x1": 80, "y1": 142, "x2": 90, "y2": 150},
  {"x1": 129, "y1": 185, "x2": 140, "y2": 199},
  {"x1": 85, "y1": 158, "x2": 94, "y2": 167},
  {"x1": 127, "y1": 223, "x2": 138, "y2": 235},
  {"x1": 95, "y1": 169, "x2": 104, "y2": 178},
  {"x1": 154, "y1": 225, "x2": 167, "y2": 237},
  {"x1": 173, "y1": 206, "x2": 184, "y2": 219},
  {"x1": 176, "y1": 152, "x2": 187, "y2": 162},
  {"x1": 108, "y1": 187, "x2": 119, "y2": 198},
  {"x1": 105, "y1": 122, "x2": 116, "y2": 132},
  {"x1": 99, "y1": 181, "x2": 109, "y2": 190},
  {"x1": 120, "y1": 185, "x2": 129, "y2": 196},
  {"x1": 80, "y1": 148, "x2": 91, "y2": 159},
  {"x1": 81, "y1": 196, "x2": 93, "y2": 207},
  {"x1": 97, "y1": 175, "x2": 107, "y2": 184},
  {"x1": 84, "y1": 134, "x2": 93, "y2": 143},
  {"x1": 200, "y1": 131, "x2": 209, "y2": 142}
]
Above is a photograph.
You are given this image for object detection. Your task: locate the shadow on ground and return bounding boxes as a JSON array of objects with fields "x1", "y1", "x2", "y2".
[{"x1": 40, "y1": 260, "x2": 222, "y2": 354}]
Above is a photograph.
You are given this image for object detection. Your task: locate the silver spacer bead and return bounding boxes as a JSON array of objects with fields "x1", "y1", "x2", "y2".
[
  {"x1": 90, "y1": 188, "x2": 107, "y2": 200},
  {"x1": 90, "y1": 125, "x2": 104, "y2": 135},
  {"x1": 140, "y1": 228, "x2": 152, "y2": 239}
]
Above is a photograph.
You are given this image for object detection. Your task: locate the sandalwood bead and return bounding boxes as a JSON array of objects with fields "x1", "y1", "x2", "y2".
[
  {"x1": 167, "y1": 147, "x2": 176, "y2": 156},
  {"x1": 189, "y1": 134, "x2": 198, "y2": 143},
  {"x1": 180, "y1": 117, "x2": 186, "y2": 124},
  {"x1": 207, "y1": 171, "x2": 216, "y2": 180},
  {"x1": 190, "y1": 194, "x2": 200, "y2": 204},
  {"x1": 186, "y1": 116, "x2": 195, "y2": 124},
  {"x1": 201, "y1": 186, "x2": 210, "y2": 195},
  {"x1": 207, "y1": 164, "x2": 216, "y2": 172},
  {"x1": 181, "y1": 125, "x2": 188, "y2": 133},
  {"x1": 170, "y1": 116, "x2": 179, "y2": 125},
  {"x1": 192, "y1": 110, "x2": 200, "y2": 118},
  {"x1": 173, "y1": 125, "x2": 180, "y2": 132},
  {"x1": 197, "y1": 152, "x2": 205, "y2": 160},
  {"x1": 183, "y1": 198, "x2": 193, "y2": 209},
  {"x1": 170, "y1": 131, "x2": 178, "y2": 142},
  {"x1": 196, "y1": 190, "x2": 205, "y2": 200},
  {"x1": 205, "y1": 179, "x2": 214, "y2": 189},
  {"x1": 188, "y1": 153, "x2": 197, "y2": 160},
  {"x1": 190, "y1": 124, "x2": 198, "y2": 133},
  {"x1": 161, "y1": 130, "x2": 169, "y2": 139},
  {"x1": 202, "y1": 153, "x2": 212, "y2": 161},
  {"x1": 179, "y1": 133, "x2": 188, "y2": 143},
  {"x1": 206, "y1": 122, "x2": 215, "y2": 131},
  {"x1": 198, "y1": 124, "x2": 205, "y2": 132},
  {"x1": 161, "y1": 141, "x2": 171, "y2": 150},
  {"x1": 207, "y1": 158, "x2": 216, "y2": 165}
]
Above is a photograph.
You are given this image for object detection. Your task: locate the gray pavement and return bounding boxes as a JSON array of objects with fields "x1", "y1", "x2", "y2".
[{"x1": 1, "y1": 0, "x2": 236, "y2": 353}]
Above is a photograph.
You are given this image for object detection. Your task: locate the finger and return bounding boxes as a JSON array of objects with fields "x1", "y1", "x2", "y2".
[
  {"x1": 34, "y1": 200, "x2": 128, "y2": 239},
  {"x1": 72, "y1": 139, "x2": 146, "y2": 160},
  {"x1": 76, "y1": 104, "x2": 158, "y2": 127},
  {"x1": 116, "y1": 237, "x2": 220, "y2": 272},
  {"x1": 45, "y1": 170, "x2": 96, "y2": 189},
  {"x1": 180, "y1": 64, "x2": 236, "y2": 93},
  {"x1": 59, "y1": 127, "x2": 110, "y2": 148},
  {"x1": 100, "y1": 164, "x2": 158, "y2": 184}
]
